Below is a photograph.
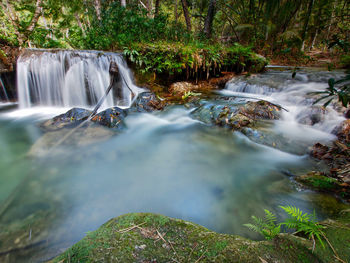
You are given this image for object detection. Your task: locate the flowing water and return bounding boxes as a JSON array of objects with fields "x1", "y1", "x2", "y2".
[
  {"x1": 17, "y1": 49, "x2": 143, "y2": 109},
  {"x1": 0, "y1": 76, "x2": 9, "y2": 102},
  {"x1": 0, "y1": 59, "x2": 349, "y2": 262}
]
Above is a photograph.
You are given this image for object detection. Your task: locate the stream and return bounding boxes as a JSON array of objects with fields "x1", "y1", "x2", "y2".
[{"x1": 0, "y1": 52, "x2": 349, "y2": 262}]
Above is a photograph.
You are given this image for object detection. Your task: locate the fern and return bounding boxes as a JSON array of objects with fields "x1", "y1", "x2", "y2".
[
  {"x1": 280, "y1": 205, "x2": 326, "y2": 249},
  {"x1": 243, "y1": 209, "x2": 281, "y2": 240}
]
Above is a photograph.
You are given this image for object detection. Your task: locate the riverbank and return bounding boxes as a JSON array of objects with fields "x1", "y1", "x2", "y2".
[{"x1": 52, "y1": 211, "x2": 350, "y2": 263}]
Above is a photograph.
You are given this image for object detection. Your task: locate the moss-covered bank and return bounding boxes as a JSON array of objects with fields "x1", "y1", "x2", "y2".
[
  {"x1": 53, "y1": 212, "x2": 350, "y2": 263},
  {"x1": 124, "y1": 42, "x2": 267, "y2": 83}
]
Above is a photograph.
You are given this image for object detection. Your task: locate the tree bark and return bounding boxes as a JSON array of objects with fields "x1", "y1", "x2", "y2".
[
  {"x1": 155, "y1": 0, "x2": 161, "y2": 17},
  {"x1": 204, "y1": 0, "x2": 216, "y2": 38},
  {"x1": 1, "y1": 0, "x2": 43, "y2": 46},
  {"x1": 75, "y1": 13, "x2": 86, "y2": 37},
  {"x1": 300, "y1": 0, "x2": 315, "y2": 51},
  {"x1": 180, "y1": 0, "x2": 191, "y2": 32},
  {"x1": 174, "y1": 0, "x2": 178, "y2": 23},
  {"x1": 121, "y1": 0, "x2": 126, "y2": 7},
  {"x1": 94, "y1": 0, "x2": 102, "y2": 20},
  {"x1": 27, "y1": 0, "x2": 43, "y2": 33}
]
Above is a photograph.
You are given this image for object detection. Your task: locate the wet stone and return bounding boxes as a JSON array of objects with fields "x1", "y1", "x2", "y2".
[
  {"x1": 296, "y1": 106, "x2": 326, "y2": 126},
  {"x1": 41, "y1": 108, "x2": 92, "y2": 132},
  {"x1": 91, "y1": 107, "x2": 127, "y2": 129},
  {"x1": 130, "y1": 92, "x2": 165, "y2": 112},
  {"x1": 192, "y1": 100, "x2": 281, "y2": 130}
]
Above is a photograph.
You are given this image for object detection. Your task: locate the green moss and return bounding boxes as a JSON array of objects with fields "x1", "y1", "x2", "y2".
[
  {"x1": 296, "y1": 172, "x2": 341, "y2": 192},
  {"x1": 52, "y1": 212, "x2": 350, "y2": 263}
]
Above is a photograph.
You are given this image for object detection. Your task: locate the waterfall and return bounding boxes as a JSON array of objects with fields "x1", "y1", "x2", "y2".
[
  {"x1": 17, "y1": 49, "x2": 143, "y2": 109},
  {"x1": 0, "y1": 76, "x2": 9, "y2": 102}
]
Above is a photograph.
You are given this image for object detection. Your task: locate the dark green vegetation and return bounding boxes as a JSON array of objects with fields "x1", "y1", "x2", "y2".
[
  {"x1": 1, "y1": 0, "x2": 349, "y2": 69},
  {"x1": 53, "y1": 212, "x2": 350, "y2": 262},
  {"x1": 313, "y1": 74, "x2": 350, "y2": 108}
]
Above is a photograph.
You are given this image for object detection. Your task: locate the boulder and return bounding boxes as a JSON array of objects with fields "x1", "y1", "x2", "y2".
[
  {"x1": 41, "y1": 108, "x2": 91, "y2": 132},
  {"x1": 130, "y1": 92, "x2": 165, "y2": 112},
  {"x1": 91, "y1": 107, "x2": 127, "y2": 129},
  {"x1": 332, "y1": 119, "x2": 350, "y2": 143},
  {"x1": 296, "y1": 106, "x2": 326, "y2": 126},
  {"x1": 192, "y1": 100, "x2": 281, "y2": 130},
  {"x1": 52, "y1": 212, "x2": 350, "y2": 263},
  {"x1": 29, "y1": 123, "x2": 115, "y2": 157},
  {"x1": 169, "y1": 82, "x2": 198, "y2": 96}
]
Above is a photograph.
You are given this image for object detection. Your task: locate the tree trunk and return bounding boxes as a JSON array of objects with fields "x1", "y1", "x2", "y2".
[
  {"x1": 146, "y1": 0, "x2": 153, "y2": 17},
  {"x1": 75, "y1": 13, "x2": 86, "y2": 37},
  {"x1": 204, "y1": 0, "x2": 216, "y2": 38},
  {"x1": 94, "y1": 0, "x2": 102, "y2": 20},
  {"x1": 121, "y1": 0, "x2": 126, "y2": 7},
  {"x1": 180, "y1": 0, "x2": 191, "y2": 32},
  {"x1": 155, "y1": 0, "x2": 161, "y2": 17},
  {"x1": 174, "y1": 0, "x2": 178, "y2": 23},
  {"x1": 0, "y1": 0, "x2": 43, "y2": 46},
  {"x1": 300, "y1": 0, "x2": 314, "y2": 51},
  {"x1": 27, "y1": 0, "x2": 43, "y2": 33}
]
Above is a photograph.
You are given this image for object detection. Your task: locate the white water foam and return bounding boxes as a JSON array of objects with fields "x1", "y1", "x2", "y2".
[{"x1": 224, "y1": 71, "x2": 345, "y2": 142}]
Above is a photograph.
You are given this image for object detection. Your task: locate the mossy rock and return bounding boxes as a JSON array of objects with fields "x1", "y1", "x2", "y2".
[
  {"x1": 52, "y1": 212, "x2": 350, "y2": 263},
  {"x1": 296, "y1": 172, "x2": 341, "y2": 192}
]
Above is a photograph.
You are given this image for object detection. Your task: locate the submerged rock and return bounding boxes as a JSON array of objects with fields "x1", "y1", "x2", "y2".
[
  {"x1": 91, "y1": 107, "x2": 127, "y2": 129},
  {"x1": 41, "y1": 108, "x2": 92, "y2": 131},
  {"x1": 297, "y1": 106, "x2": 327, "y2": 126},
  {"x1": 52, "y1": 212, "x2": 350, "y2": 263},
  {"x1": 192, "y1": 100, "x2": 281, "y2": 130},
  {"x1": 29, "y1": 123, "x2": 115, "y2": 157}
]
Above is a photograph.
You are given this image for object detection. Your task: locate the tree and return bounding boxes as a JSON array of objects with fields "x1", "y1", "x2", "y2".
[
  {"x1": 0, "y1": 0, "x2": 43, "y2": 46},
  {"x1": 203, "y1": 0, "x2": 216, "y2": 38},
  {"x1": 300, "y1": 0, "x2": 315, "y2": 51},
  {"x1": 180, "y1": 0, "x2": 191, "y2": 32}
]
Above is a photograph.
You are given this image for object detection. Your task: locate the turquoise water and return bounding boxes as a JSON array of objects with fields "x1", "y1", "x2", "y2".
[{"x1": 0, "y1": 69, "x2": 348, "y2": 262}]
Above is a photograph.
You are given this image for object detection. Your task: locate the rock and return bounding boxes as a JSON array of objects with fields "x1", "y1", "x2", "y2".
[
  {"x1": 130, "y1": 92, "x2": 165, "y2": 112},
  {"x1": 90, "y1": 107, "x2": 127, "y2": 129},
  {"x1": 169, "y1": 82, "x2": 197, "y2": 96},
  {"x1": 29, "y1": 123, "x2": 115, "y2": 157},
  {"x1": 295, "y1": 171, "x2": 341, "y2": 192},
  {"x1": 296, "y1": 106, "x2": 326, "y2": 126},
  {"x1": 41, "y1": 108, "x2": 92, "y2": 132},
  {"x1": 241, "y1": 127, "x2": 309, "y2": 155},
  {"x1": 169, "y1": 76, "x2": 232, "y2": 96},
  {"x1": 52, "y1": 212, "x2": 350, "y2": 263},
  {"x1": 332, "y1": 119, "x2": 350, "y2": 143},
  {"x1": 192, "y1": 100, "x2": 281, "y2": 130}
]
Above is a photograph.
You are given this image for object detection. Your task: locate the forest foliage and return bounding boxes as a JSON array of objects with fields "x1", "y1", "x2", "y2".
[{"x1": 0, "y1": 0, "x2": 349, "y2": 75}]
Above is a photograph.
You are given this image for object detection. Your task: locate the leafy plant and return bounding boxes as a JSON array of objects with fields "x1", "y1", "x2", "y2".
[
  {"x1": 243, "y1": 209, "x2": 281, "y2": 240},
  {"x1": 312, "y1": 74, "x2": 350, "y2": 108},
  {"x1": 280, "y1": 205, "x2": 326, "y2": 250},
  {"x1": 182, "y1": 91, "x2": 201, "y2": 100}
]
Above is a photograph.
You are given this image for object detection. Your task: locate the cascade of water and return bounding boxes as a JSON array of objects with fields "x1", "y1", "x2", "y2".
[
  {"x1": 0, "y1": 76, "x2": 9, "y2": 102},
  {"x1": 17, "y1": 49, "x2": 143, "y2": 109},
  {"x1": 224, "y1": 70, "x2": 345, "y2": 137}
]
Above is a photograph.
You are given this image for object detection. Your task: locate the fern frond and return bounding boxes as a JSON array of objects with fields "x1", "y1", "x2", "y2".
[
  {"x1": 243, "y1": 223, "x2": 260, "y2": 233},
  {"x1": 264, "y1": 209, "x2": 277, "y2": 226}
]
